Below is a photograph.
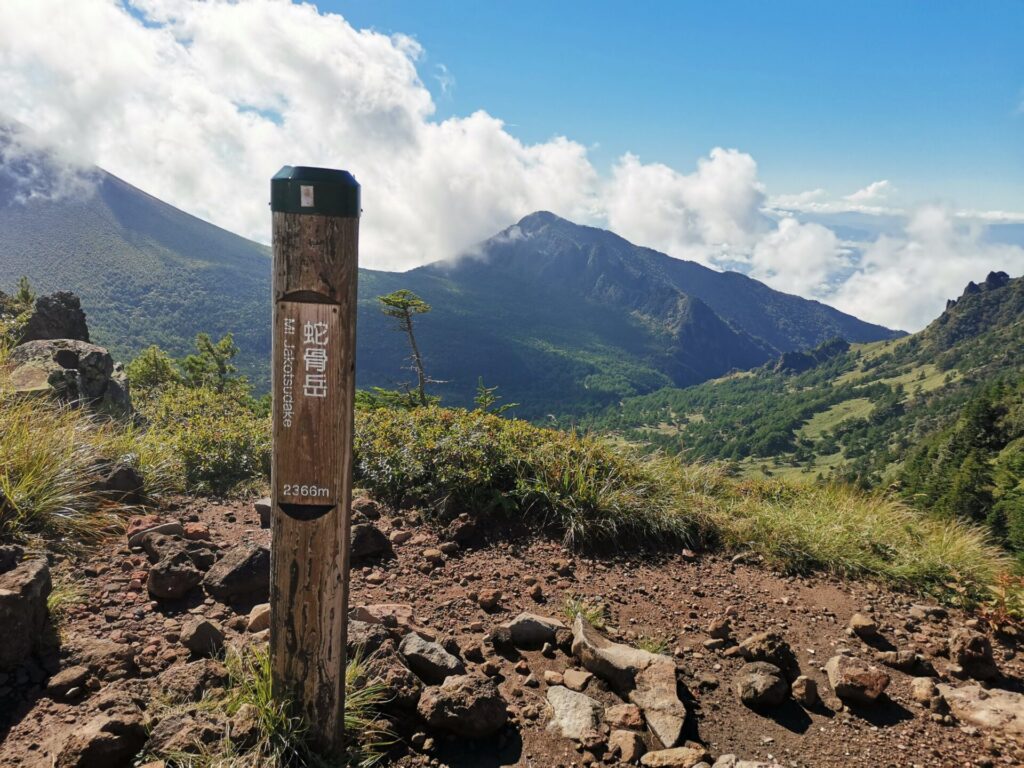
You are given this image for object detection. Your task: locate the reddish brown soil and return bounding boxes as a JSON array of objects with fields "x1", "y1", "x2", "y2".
[{"x1": 1, "y1": 496, "x2": 1022, "y2": 767}]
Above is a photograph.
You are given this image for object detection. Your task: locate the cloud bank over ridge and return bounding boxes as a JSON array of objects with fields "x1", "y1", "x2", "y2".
[{"x1": 1, "y1": 0, "x2": 1022, "y2": 331}]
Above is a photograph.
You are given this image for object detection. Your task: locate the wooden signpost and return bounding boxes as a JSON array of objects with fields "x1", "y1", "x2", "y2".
[{"x1": 269, "y1": 166, "x2": 360, "y2": 754}]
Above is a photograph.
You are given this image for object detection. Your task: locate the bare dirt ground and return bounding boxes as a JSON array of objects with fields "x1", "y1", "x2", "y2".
[{"x1": 1, "y1": 495, "x2": 1022, "y2": 767}]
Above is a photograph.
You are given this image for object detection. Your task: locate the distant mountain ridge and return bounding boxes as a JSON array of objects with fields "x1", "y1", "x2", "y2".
[{"x1": 0, "y1": 133, "x2": 902, "y2": 416}]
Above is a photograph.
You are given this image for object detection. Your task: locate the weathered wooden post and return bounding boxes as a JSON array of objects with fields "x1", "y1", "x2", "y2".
[{"x1": 269, "y1": 166, "x2": 360, "y2": 754}]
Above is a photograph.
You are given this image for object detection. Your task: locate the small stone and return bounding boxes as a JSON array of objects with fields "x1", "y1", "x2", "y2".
[
  {"x1": 605, "y1": 703, "x2": 644, "y2": 729},
  {"x1": 706, "y1": 617, "x2": 731, "y2": 640},
  {"x1": 563, "y1": 668, "x2": 593, "y2": 691},
  {"x1": 849, "y1": 613, "x2": 878, "y2": 639},
  {"x1": 609, "y1": 729, "x2": 646, "y2": 763},
  {"x1": 179, "y1": 617, "x2": 225, "y2": 657},
  {"x1": 546, "y1": 685, "x2": 603, "y2": 740},
  {"x1": 477, "y1": 589, "x2": 502, "y2": 612},
  {"x1": 791, "y1": 675, "x2": 818, "y2": 707},
  {"x1": 824, "y1": 654, "x2": 890, "y2": 705},
  {"x1": 246, "y1": 603, "x2": 271, "y2": 633},
  {"x1": 640, "y1": 746, "x2": 711, "y2": 767},
  {"x1": 389, "y1": 530, "x2": 412, "y2": 545},
  {"x1": 544, "y1": 670, "x2": 564, "y2": 685},
  {"x1": 182, "y1": 522, "x2": 210, "y2": 541},
  {"x1": 736, "y1": 661, "x2": 788, "y2": 708},
  {"x1": 911, "y1": 677, "x2": 939, "y2": 705}
]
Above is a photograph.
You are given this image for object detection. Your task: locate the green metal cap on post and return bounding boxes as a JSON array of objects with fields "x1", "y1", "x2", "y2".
[{"x1": 271, "y1": 166, "x2": 361, "y2": 217}]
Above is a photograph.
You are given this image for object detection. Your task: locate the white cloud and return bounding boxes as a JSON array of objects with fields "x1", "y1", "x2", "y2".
[
  {"x1": 829, "y1": 206, "x2": 1024, "y2": 330},
  {"x1": 845, "y1": 179, "x2": 892, "y2": 203},
  {"x1": 749, "y1": 217, "x2": 845, "y2": 297},
  {"x1": 604, "y1": 148, "x2": 768, "y2": 264},
  {"x1": 0, "y1": 0, "x2": 1022, "y2": 332}
]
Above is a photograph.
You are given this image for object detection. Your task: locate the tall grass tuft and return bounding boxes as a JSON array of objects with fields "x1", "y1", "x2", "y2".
[{"x1": 152, "y1": 645, "x2": 391, "y2": 768}]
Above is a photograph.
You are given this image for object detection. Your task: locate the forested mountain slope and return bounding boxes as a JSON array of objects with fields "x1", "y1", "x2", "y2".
[{"x1": 588, "y1": 271, "x2": 1024, "y2": 557}]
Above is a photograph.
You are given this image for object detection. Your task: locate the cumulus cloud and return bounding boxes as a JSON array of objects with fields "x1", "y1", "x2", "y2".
[
  {"x1": 604, "y1": 149, "x2": 768, "y2": 263},
  {"x1": 749, "y1": 217, "x2": 845, "y2": 297},
  {"x1": 845, "y1": 179, "x2": 892, "y2": 203},
  {"x1": 0, "y1": 0, "x2": 596, "y2": 270},
  {"x1": 0, "y1": 0, "x2": 1022, "y2": 332}
]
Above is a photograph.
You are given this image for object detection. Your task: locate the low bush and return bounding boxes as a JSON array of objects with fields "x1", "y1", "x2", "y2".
[
  {"x1": 354, "y1": 406, "x2": 697, "y2": 548},
  {"x1": 136, "y1": 383, "x2": 270, "y2": 496}
]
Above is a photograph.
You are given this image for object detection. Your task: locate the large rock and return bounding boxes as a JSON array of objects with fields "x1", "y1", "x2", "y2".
[
  {"x1": 0, "y1": 557, "x2": 51, "y2": 669},
  {"x1": 503, "y1": 612, "x2": 566, "y2": 649},
  {"x1": 938, "y1": 683, "x2": 1024, "y2": 736},
  {"x1": 631, "y1": 656, "x2": 687, "y2": 748},
  {"x1": 73, "y1": 638, "x2": 138, "y2": 681},
  {"x1": 348, "y1": 619, "x2": 392, "y2": 657},
  {"x1": 736, "y1": 662, "x2": 789, "y2": 708},
  {"x1": 571, "y1": 614, "x2": 663, "y2": 692},
  {"x1": 54, "y1": 710, "x2": 147, "y2": 768},
  {"x1": 147, "y1": 551, "x2": 203, "y2": 600},
  {"x1": 399, "y1": 632, "x2": 465, "y2": 684},
  {"x1": 0, "y1": 543, "x2": 23, "y2": 574},
  {"x1": 203, "y1": 542, "x2": 270, "y2": 602},
  {"x1": 351, "y1": 523, "x2": 393, "y2": 560},
  {"x1": 546, "y1": 685, "x2": 603, "y2": 740},
  {"x1": 155, "y1": 658, "x2": 229, "y2": 703},
  {"x1": 145, "y1": 711, "x2": 225, "y2": 756},
  {"x1": 22, "y1": 291, "x2": 90, "y2": 343},
  {"x1": 572, "y1": 615, "x2": 686, "y2": 747},
  {"x1": 417, "y1": 674, "x2": 508, "y2": 738},
  {"x1": 738, "y1": 631, "x2": 800, "y2": 681},
  {"x1": 7, "y1": 338, "x2": 130, "y2": 414},
  {"x1": 141, "y1": 532, "x2": 217, "y2": 570},
  {"x1": 949, "y1": 628, "x2": 999, "y2": 681},
  {"x1": 824, "y1": 654, "x2": 889, "y2": 705}
]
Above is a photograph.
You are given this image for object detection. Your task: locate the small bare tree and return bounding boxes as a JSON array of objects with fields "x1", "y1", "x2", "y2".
[{"x1": 378, "y1": 289, "x2": 432, "y2": 406}]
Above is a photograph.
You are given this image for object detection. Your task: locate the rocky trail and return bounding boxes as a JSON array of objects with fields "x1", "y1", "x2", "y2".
[{"x1": 2, "y1": 495, "x2": 1024, "y2": 768}]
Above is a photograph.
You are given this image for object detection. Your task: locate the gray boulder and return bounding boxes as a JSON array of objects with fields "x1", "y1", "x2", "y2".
[
  {"x1": 503, "y1": 612, "x2": 566, "y2": 649},
  {"x1": 7, "y1": 338, "x2": 131, "y2": 414},
  {"x1": 949, "y1": 628, "x2": 999, "y2": 681},
  {"x1": 148, "y1": 551, "x2": 203, "y2": 600},
  {"x1": 351, "y1": 523, "x2": 393, "y2": 560},
  {"x1": 400, "y1": 632, "x2": 465, "y2": 684},
  {"x1": 938, "y1": 682, "x2": 1024, "y2": 736},
  {"x1": 203, "y1": 542, "x2": 270, "y2": 602},
  {"x1": 571, "y1": 615, "x2": 686, "y2": 747},
  {"x1": 736, "y1": 662, "x2": 788, "y2": 707}
]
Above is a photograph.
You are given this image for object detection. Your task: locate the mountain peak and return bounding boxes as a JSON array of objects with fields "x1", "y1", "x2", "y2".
[{"x1": 515, "y1": 210, "x2": 563, "y2": 230}]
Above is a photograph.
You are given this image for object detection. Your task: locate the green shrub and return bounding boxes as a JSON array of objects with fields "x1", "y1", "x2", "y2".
[
  {"x1": 354, "y1": 406, "x2": 697, "y2": 548},
  {"x1": 138, "y1": 384, "x2": 270, "y2": 495}
]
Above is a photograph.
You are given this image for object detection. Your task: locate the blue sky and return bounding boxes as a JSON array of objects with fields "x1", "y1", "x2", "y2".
[{"x1": 332, "y1": 0, "x2": 1023, "y2": 211}]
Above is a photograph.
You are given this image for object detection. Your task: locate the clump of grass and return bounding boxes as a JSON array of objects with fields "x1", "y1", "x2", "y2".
[
  {"x1": 150, "y1": 645, "x2": 391, "y2": 768},
  {"x1": 47, "y1": 571, "x2": 85, "y2": 637},
  {"x1": 635, "y1": 636, "x2": 669, "y2": 655},
  {"x1": 563, "y1": 594, "x2": 608, "y2": 630},
  {"x1": 0, "y1": 376, "x2": 145, "y2": 547},
  {"x1": 697, "y1": 470, "x2": 1015, "y2": 605}
]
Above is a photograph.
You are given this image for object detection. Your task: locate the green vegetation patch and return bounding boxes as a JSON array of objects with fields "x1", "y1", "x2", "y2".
[{"x1": 798, "y1": 398, "x2": 874, "y2": 440}]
